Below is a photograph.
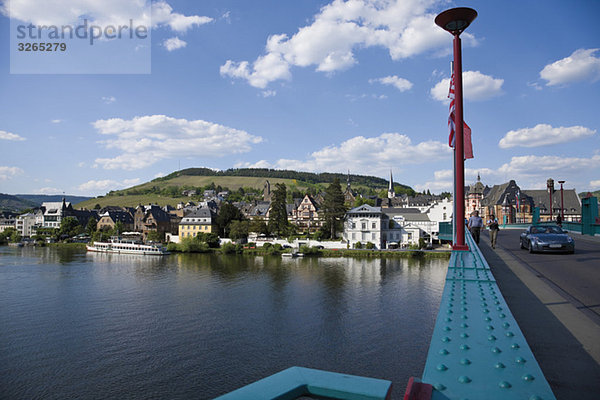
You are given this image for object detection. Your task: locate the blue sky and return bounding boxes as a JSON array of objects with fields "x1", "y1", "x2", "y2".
[{"x1": 1, "y1": 0, "x2": 599, "y2": 197}]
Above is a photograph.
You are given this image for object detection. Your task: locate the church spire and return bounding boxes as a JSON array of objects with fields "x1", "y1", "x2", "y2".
[
  {"x1": 388, "y1": 169, "x2": 395, "y2": 199},
  {"x1": 347, "y1": 169, "x2": 351, "y2": 190}
]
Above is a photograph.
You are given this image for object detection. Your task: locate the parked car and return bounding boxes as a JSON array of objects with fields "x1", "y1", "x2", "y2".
[{"x1": 519, "y1": 225, "x2": 574, "y2": 254}]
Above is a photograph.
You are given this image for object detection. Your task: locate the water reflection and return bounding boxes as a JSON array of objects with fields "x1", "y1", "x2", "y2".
[{"x1": 0, "y1": 247, "x2": 448, "y2": 400}]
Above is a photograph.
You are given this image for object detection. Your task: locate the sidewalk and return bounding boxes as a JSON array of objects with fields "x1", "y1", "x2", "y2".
[{"x1": 478, "y1": 233, "x2": 600, "y2": 399}]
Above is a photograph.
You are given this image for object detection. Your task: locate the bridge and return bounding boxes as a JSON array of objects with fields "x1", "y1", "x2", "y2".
[{"x1": 216, "y1": 197, "x2": 599, "y2": 399}]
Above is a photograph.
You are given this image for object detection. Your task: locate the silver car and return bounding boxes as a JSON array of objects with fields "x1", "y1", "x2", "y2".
[{"x1": 520, "y1": 225, "x2": 575, "y2": 254}]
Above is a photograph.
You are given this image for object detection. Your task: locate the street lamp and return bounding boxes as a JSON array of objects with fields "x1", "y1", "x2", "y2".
[
  {"x1": 558, "y1": 180, "x2": 565, "y2": 224},
  {"x1": 435, "y1": 7, "x2": 477, "y2": 251}
]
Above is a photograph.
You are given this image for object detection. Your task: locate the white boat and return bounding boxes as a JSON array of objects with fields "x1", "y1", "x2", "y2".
[
  {"x1": 282, "y1": 251, "x2": 304, "y2": 258},
  {"x1": 86, "y1": 237, "x2": 169, "y2": 255}
]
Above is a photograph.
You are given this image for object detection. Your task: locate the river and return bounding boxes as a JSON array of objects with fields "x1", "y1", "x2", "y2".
[{"x1": 0, "y1": 246, "x2": 447, "y2": 399}]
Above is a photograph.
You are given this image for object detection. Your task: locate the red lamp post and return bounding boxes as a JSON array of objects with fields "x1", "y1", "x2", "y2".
[
  {"x1": 558, "y1": 180, "x2": 565, "y2": 223},
  {"x1": 435, "y1": 7, "x2": 477, "y2": 251}
]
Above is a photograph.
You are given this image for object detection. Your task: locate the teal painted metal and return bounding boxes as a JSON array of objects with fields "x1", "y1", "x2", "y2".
[
  {"x1": 581, "y1": 196, "x2": 599, "y2": 236},
  {"x1": 214, "y1": 366, "x2": 392, "y2": 400},
  {"x1": 422, "y1": 232, "x2": 556, "y2": 400},
  {"x1": 439, "y1": 222, "x2": 453, "y2": 241},
  {"x1": 532, "y1": 207, "x2": 540, "y2": 224}
]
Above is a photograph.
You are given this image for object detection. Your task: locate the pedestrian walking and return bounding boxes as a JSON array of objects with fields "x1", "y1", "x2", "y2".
[
  {"x1": 468, "y1": 210, "x2": 484, "y2": 244},
  {"x1": 487, "y1": 214, "x2": 500, "y2": 249}
]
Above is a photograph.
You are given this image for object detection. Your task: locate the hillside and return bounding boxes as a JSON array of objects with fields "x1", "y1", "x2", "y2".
[
  {"x1": 76, "y1": 168, "x2": 414, "y2": 209},
  {"x1": 1, "y1": 194, "x2": 92, "y2": 212},
  {"x1": 579, "y1": 190, "x2": 600, "y2": 201},
  {"x1": 0, "y1": 193, "x2": 37, "y2": 211}
]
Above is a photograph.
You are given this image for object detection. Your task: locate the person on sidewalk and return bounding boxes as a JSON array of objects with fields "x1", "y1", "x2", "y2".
[
  {"x1": 487, "y1": 214, "x2": 500, "y2": 249},
  {"x1": 468, "y1": 210, "x2": 484, "y2": 244}
]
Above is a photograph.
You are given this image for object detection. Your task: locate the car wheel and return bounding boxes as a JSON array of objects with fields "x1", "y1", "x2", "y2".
[{"x1": 528, "y1": 241, "x2": 535, "y2": 254}]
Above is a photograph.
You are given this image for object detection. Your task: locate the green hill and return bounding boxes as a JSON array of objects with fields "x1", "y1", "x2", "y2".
[{"x1": 75, "y1": 168, "x2": 414, "y2": 209}]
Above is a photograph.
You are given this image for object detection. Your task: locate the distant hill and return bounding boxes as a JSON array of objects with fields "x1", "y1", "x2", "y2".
[
  {"x1": 0, "y1": 193, "x2": 37, "y2": 212},
  {"x1": 76, "y1": 168, "x2": 414, "y2": 209},
  {"x1": 579, "y1": 190, "x2": 600, "y2": 201},
  {"x1": 16, "y1": 194, "x2": 92, "y2": 206},
  {"x1": 0, "y1": 194, "x2": 93, "y2": 212}
]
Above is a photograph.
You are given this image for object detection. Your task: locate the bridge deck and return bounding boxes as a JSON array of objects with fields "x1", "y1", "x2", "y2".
[{"x1": 422, "y1": 233, "x2": 556, "y2": 399}]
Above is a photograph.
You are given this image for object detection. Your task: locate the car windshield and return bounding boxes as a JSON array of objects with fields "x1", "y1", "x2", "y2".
[{"x1": 531, "y1": 226, "x2": 564, "y2": 234}]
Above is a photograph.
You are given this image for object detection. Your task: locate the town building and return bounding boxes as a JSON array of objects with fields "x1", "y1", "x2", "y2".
[
  {"x1": 292, "y1": 194, "x2": 321, "y2": 233},
  {"x1": 464, "y1": 173, "x2": 489, "y2": 216},
  {"x1": 16, "y1": 212, "x2": 38, "y2": 237},
  {"x1": 97, "y1": 210, "x2": 135, "y2": 232},
  {"x1": 178, "y1": 207, "x2": 217, "y2": 238}
]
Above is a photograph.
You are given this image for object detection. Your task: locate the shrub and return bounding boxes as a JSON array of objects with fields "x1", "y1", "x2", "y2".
[
  {"x1": 299, "y1": 245, "x2": 319, "y2": 255},
  {"x1": 354, "y1": 241, "x2": 363, "y2": 249},
  {"x1": 221, "y1": 242, "x2": 238, "y2": 254},
  {"x1": 166, "y1": 242, "x2": 179, "y2": 252},
  {"x1": 365, "y1": 242, "x2": 375, "y2": 249}
]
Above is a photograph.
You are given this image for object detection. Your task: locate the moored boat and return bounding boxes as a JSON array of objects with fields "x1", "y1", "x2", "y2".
[{"x1": 86, "y1": 237, "x2": 169, "y2": 255}]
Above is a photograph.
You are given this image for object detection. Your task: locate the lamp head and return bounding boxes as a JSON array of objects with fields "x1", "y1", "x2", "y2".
[{"x1": 435, "y1": 7, "x2": 477, "y2": 35}]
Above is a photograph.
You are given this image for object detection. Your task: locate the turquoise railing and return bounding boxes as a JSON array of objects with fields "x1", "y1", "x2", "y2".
[
  {"x1": 420, "y1": 232, "x2": 555, "y2": 399},
  {"x1": 214, "y1": 366, "x2": 392, "y2": 400}
]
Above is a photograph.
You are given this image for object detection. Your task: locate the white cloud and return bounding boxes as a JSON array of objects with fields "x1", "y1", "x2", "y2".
[
  {"x1": 261, "y1": 90, "x2": 277, "y2": 97},
  {"x1": 77, "y1": 178, "x2": 141, "y2": 193},
  {"x1": 540, "y1": 49, "x2": 600, "y2": 86},
  {"x1": 51, "y1": 119, "x2": 62, "y2": 124},
  {"x1": 0, "y1": 166, "x2": 24, "y2": 181},
  {"x1": 2, "y1": 1, "x2": 211, "y2": 35},
  {"x1": 163, "y1": 36, "x2": 187, "y2": 51},
  {"x1": 499, "y1": 124, "x2": 596, "y2": 149},
  {"x1": 369, "y1": 75, "x2": 413, "y2": 92},
  {"x1": 239, "y1": 132, "x2": 451, "y2": 177},
  {"x1": 221, "y1": 0, "x2": 478, "y2": 88},
  {"x1": 431, "y1": 71, "x2": 504, "y2": 102},
  {"x1": 590, "y1": 180, "x2": 600, "y2": 190},
  {"x1": 499, "y1": 155, "x2": 600, "y2": 176},
  {"x1": 415, "y1": 168, "x2": 497, "y2": 193},
  {"x1": 92, "y1": 115, "x2": 263, "y2": 170},
  {"x1": 102, "y1": 96, "x2": 116, "y2": 104},
  {"x1": 0, "y1": 130, "x2": 25, "y2": 141},
  {"x1": 35, "y1": 187, "x2": 63, "y2": 195}
]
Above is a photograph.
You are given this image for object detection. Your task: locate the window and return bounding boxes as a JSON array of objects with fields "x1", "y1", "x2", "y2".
[
  {"x1": 372, "y1": 222, "x2": 376, "y2": 229},
  {"x1": 362, "y1": 222, "x2": 366, "y2": 230},
  {"x1": 351, "y1": 222, "x2": 356, "y2": 229}
]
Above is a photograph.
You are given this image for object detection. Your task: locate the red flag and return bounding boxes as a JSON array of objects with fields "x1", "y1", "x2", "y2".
[{"x1": 448, "y1": 73, "x2": 473, "y2": 159}]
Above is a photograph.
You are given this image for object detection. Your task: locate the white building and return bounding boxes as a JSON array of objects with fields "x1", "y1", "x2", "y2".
[
  {"x1": 41, "y1": 199, "x2": 72, "y2": 228},
  {"x1": 343, "y1": 204, "x2": 386, "y2": 249},
  {"x1": 16, "y1": 212, "x2": 38, "y2": 237}
]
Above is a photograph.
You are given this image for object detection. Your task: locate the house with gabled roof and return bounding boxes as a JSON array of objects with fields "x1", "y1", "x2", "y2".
[{"x1": 178, "y1": 207, "x2": 217, "y2": 239}]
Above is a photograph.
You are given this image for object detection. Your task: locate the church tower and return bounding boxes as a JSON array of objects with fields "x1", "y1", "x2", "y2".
[{"x1": 388, "y1": 169, "x2": 395, "y2": 199}]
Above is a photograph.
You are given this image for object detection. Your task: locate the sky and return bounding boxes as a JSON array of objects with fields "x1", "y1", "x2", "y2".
[{"x1": 0, "y1": 0, "x2": 599, "y2": 197}]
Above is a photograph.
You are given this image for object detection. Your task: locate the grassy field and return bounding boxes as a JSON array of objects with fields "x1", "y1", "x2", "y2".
[
  {"x1": 130, "y1": 176, "x2": 310, "y2": 191},
  {"x1": 75, "y1": 194, "x2": 194, "y2": 209}
]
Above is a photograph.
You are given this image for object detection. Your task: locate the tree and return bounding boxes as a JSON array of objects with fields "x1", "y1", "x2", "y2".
[
  {"x1": 216, "y1": 203, "x2": 245, "y2": 237},
  {"x1": 268, "y1": 183, "x2": 289, "y2": 237},
  {"x1": 229, "y1": 220, "x2": 249, "y2": 241},
  {"x1": 322, "y1": 178, "x2": 346, "y2": 239},
  {"x1": 113, "y1": 221, "x2": 124, "y2": 236},
  {"x1": 249, "y1": 217, "x2": 270, "y2": 236},
  {"x1": 354, "y1": 197, "x2": 375, "y2": 207},
  {"x1": 146, "y1": 230, "x2": 163, "y2": 242},
  {"x1": 86, "y1": 217, "x2": 97, "y2": 236},
  {"x1": 59, "y1": 216, "x2": 81, "y2": 239}
]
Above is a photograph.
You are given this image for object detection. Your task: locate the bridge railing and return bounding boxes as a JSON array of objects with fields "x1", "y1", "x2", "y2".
[{"x1": 420, "y1": 231, "x2": 556, "y2": 399}]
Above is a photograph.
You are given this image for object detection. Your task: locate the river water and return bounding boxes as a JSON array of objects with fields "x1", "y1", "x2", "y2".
[{"x1": 0, "y1": 246, "x2": 447, "y2": 399}]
